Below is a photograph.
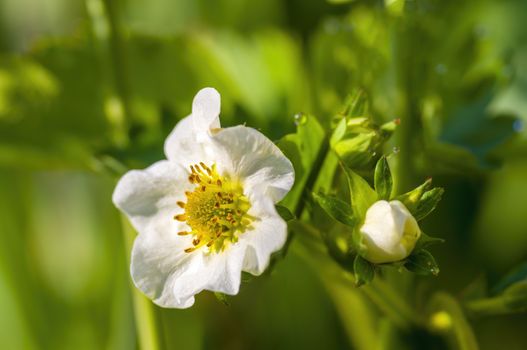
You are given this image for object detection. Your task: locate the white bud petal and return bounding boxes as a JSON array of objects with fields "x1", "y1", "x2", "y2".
[{"x1": 360, "y1": 200, "x2": 420, "y2": 263}]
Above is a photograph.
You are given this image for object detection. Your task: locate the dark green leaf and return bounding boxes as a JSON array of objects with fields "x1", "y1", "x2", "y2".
[
  {"x1": 275, "y1": 204, "x2": 295, "y2": 222},
  {"x1": 414, "y1": 187, "x2": 444, "y2": 221},
  {"x1": 466, "y1": 281, "x2": 527, "y2": 317},
  {"x1": 491, "y1": 261, "x2": 527, "y2": 295},
  {"x1": 374, "y1": 156, "x2": 393, "y2": 200},
  {"x1": 354, "y1": 255, "x2": 375, "y2": 287},
  {"x1": 404, "y1": 250, "x2": 440, "y2": 276},
  {"x1": 502, "y1": 282, "x2": 527, "y2": 311},
  {"x1": 312, "y1": 192, "x2": 356, "y2": 227},
  {"x1": 342, "y1": 165, "x2": 377, "y2": 219}
]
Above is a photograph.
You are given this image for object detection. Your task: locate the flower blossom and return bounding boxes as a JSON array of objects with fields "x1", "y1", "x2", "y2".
[
  {"x1": 113, "y1": 88, "x2": 294, "y2": 308},
  {"x1": 359, "y1": 200, "x2": 421, "y2": 263}
]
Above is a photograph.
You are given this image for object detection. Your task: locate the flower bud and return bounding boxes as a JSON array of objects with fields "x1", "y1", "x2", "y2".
[{"x1": 359, "y1": 200, "x2": 421, "y2": 264}]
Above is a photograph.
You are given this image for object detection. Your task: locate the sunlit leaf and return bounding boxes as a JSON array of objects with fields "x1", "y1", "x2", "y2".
[
  {"x1": 374, "y1": 156, "x2": 393, "y2": 200},
  {"x1": 313, "y1": 192, "x2": 356, "y2": 227},
  {"x1": 275, "y1": 204, "x2": 295, "y2": 222}
]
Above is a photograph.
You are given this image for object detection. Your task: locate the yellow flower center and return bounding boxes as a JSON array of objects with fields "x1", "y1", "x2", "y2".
[{"x1": 174, "y1": 162, "x2": 253, "y2": 253}]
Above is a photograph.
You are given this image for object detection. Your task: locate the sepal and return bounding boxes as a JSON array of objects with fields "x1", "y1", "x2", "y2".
[
  {"x1": 354, "y1": 255, "x2": 375, "y2": 287},
  {"x1": 404, "y1": 249, "x2": 440, "y2": 276},
  {"x1": 374, "y1": 155, "x2": 393, "y2": 200},
  {"x1": 312, "y1": 192, "x2": 356, "y2": 227}
]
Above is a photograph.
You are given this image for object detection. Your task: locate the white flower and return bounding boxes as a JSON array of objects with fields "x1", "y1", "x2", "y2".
[
  {"x1": 359, "y1": 200, "x2": 421, "y2": 264},
  {"x1": 113, "y1": 88, "x2": 294, "y2": 308}
]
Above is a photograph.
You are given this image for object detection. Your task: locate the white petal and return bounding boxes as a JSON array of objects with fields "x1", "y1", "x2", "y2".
[
  {"x1": 112, "y1": 160, "x2": 192, "y2": 233},
  {"x1": 212, "y1": 126, "x2": 295, "y2": 203},
  {"x1": 192, "y1": 87, "x2": 221, "y2": 132},
  {"x1": 164, "y1": 88, "x2": 221, "y2": 162},
  {"x1": 130, "y1": 226, "x2": 194, "y2": 308},
  {"x1": 131, "y1": 228, "x2": 245, "y2": 308},
  {"x1": 171, "y1": 245, "x2": 245, "y2": 303},
  {"x1": 361, "y1": 200, "x2": 400, "y2": 249},
  {"x1": 240, "y1": 195, "x2": 288, "y2": 275}
]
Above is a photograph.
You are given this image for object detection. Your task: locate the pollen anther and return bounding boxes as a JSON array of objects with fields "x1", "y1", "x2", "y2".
[{"x1": 174, "y1": 163, "x2": 254, "y2": 253}]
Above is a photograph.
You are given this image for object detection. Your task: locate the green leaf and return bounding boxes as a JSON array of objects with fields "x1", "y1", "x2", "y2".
[
  {"x1": 395, "y1": 178, "x2": 432, "y2": 213},
  {"x1": 414, "y1": 232, "x2": 445, "y2": 251},
  {"x1": 312, "y1": 192, "x2": 356, "y2": 227},
  {"x1": 275, "y1": 204, "x2": 295, "y2": 222},
  {"x1": 466, "y1": 281, "x2": 527, "y2": 317},
  {"x1": 374, "y1": 156, "x2": 393, "y2": 200},
  {"x1": 414, "y1": 187, "x2": 444, "y2": 221},
  {"x1": 277, "y1": 114, "x2": 325, "y2": 211},
  {"x1": 342, "y1": 165, "x2": 377, "y2": 219},
  {"x1": 491, "y1": 261, "x2": 527, "y2": 295},
  {"x1": 501, "y1": 282, "x2": 527, "y2": 311},
  {"x1": 354, "y1": 255, "x2": 375, "y2": 287},
  {"x1": 404, "y1": 250, "x2": 440, "y2": 276}
]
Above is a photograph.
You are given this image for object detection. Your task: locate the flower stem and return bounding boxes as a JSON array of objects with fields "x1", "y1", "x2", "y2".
[
  {"x1": 293, "y1": 221, "x2": 420, "y2": 330},
  {"x1": 428, "y1": 292, "x2": 479, "y2": 350},
  {"x1": 121, "y1": 216, "x2": 164, "y2": 350}
]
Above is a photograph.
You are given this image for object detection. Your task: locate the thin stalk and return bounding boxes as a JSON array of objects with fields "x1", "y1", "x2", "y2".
[
  {"x1": 293, "y1": 221, "x2": 419, "y2": 331},
  {"x1": 428, "y1": 292, "x2": 479, "y2": 350},
  {"x1": 102, "y1": 0, "x2": 133, "y2": 117},
  {"x1": 465, "y1": 294, "x2": 527, "y2": 317},
  {"x1": 121, "y1": 216, "x2": 164, "y2": 350}
]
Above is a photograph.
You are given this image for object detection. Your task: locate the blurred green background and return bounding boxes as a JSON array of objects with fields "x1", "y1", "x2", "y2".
[{"x1": 1, "y1": 0, "x2": 527, "y2": 349}]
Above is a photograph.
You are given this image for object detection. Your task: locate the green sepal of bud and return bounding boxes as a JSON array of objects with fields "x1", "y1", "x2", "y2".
[
  {"x1": 395, "y1": 178, "x2": 433, "y2": 213},
  {"x1": 312, "y1": 192, "x2": 356, "y2": 227},
  {"x1": 339, "y1": 89, "x2": 369, "y2": 120},
  {"x1": 354, "y1": 255, "x2": 375, "y2": 287},
  {"x1": 380, "y1": 119, "x2": 398, "y2": 137},
  {"x1": 332, "y1": 129, "x2": 380, "y2": 169},
  {"x1": 413, "y1": 187, "x2": 444, "y2": 221},
  {"x1": 374, "y1": 156, "x2": 393, "y2": 200},
  {"x1": 342, "y1": 164, "x2": 378, "y2": 219},
  {"x1": 414, "y1": 231, "x2": 445, "y2": 251},
  {"x1": 404, "y1": 249, "x2": 440, "y2": 276}
]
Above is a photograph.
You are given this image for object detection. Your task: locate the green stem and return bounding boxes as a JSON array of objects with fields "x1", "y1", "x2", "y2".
[
  {"x1": 465, "y1": 294, "x2": 527, "y2": 317},
  {"x1": 293, "y1": 221, "x2": 419, "y2": 330},
  {"x1": 121, "y1": 216, "x2": 164, "y2": 350},
  {"x1": 428, "y1": 292, "x2": 479, "y2": 350},
  {"x1": 291, "y1": 222, "x2": 378, "y2": 350},
  {"x1": 363, "y1": 278, "x2": 421, "y2": 329},
  {"x1": 102, "y1": 0, "x2": 132, "y2": 113},
  {"x1": 312, "y1": 147, "x2": 339, "y2": 193}
]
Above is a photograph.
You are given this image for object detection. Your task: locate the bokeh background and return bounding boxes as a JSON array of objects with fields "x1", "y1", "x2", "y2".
[{"x1": 1, "y1": 0, "x2": 527, "y2": 349}]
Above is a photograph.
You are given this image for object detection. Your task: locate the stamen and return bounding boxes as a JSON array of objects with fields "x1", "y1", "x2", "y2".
[
  {"x1": 174, "y1": 214, "x2": 186, "y2": 221},
  {"x1": 174, "y1": 162, "x2": 254, "y2": 254}
]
